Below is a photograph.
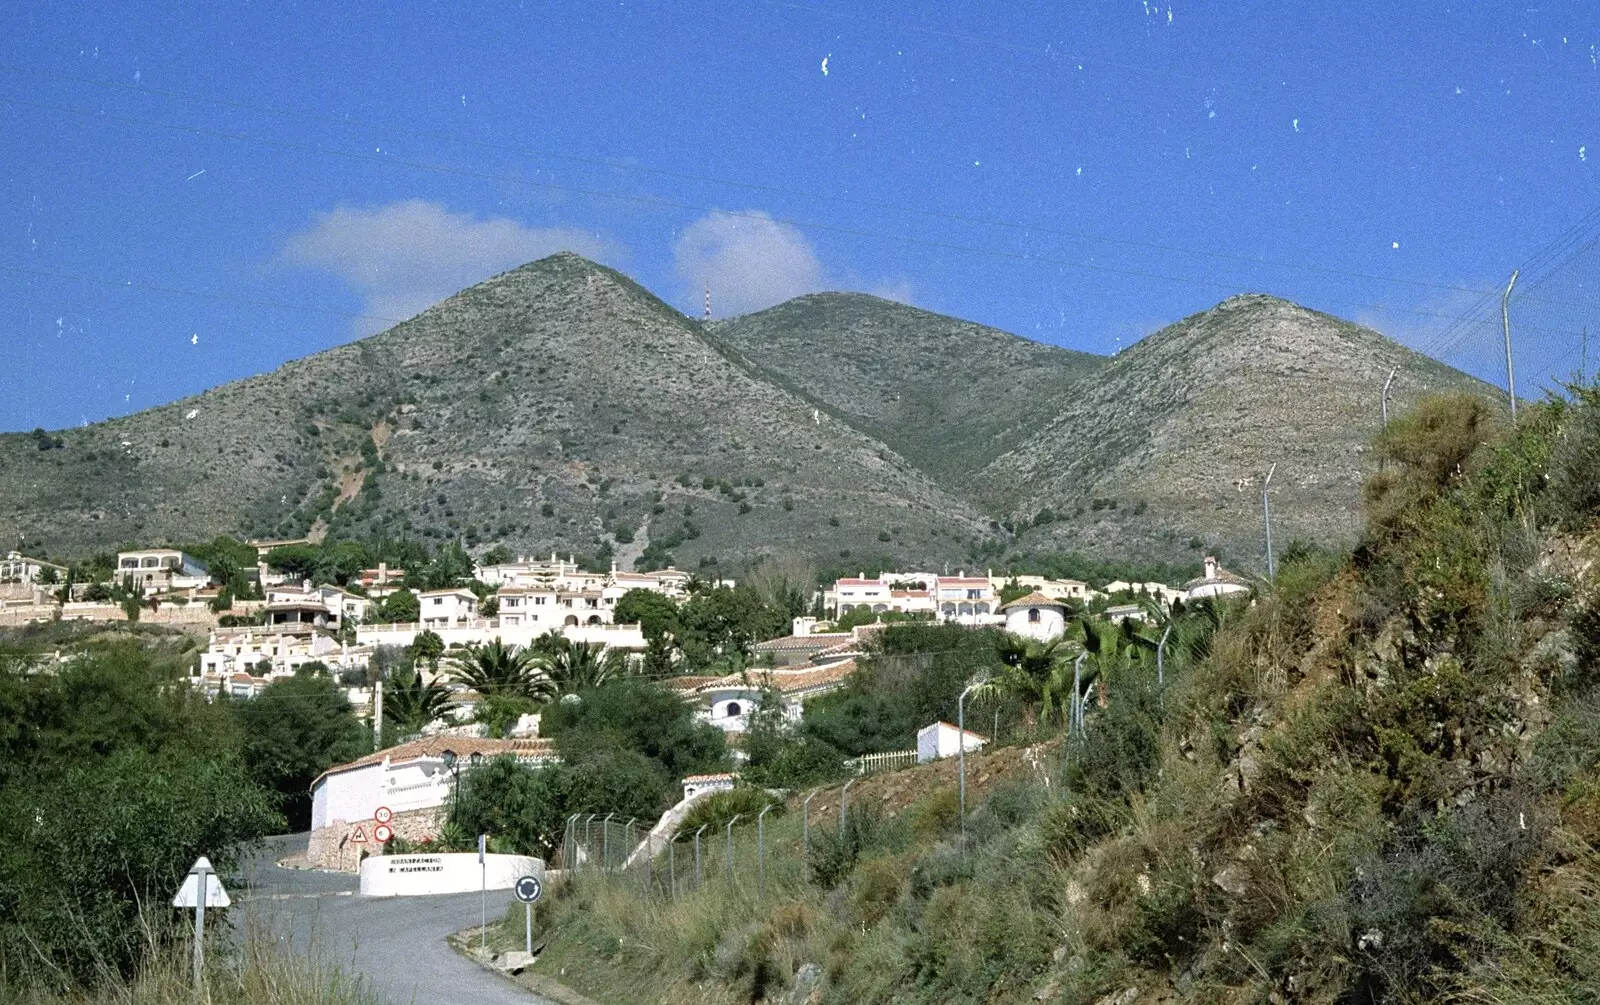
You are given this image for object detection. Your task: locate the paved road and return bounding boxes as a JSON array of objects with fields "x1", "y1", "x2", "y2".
[{"x1": 237, "y1": 834, "x2": 555, "y2": 1005}]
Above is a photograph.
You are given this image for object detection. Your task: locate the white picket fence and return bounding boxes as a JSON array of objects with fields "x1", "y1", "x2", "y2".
[{"x1": 846, "y1": 749, "x2": 918, "y2": 776}]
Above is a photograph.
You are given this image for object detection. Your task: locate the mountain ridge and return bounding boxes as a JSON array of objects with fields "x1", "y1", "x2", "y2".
[{"x1": 0, "y1": 257, "x2": 1498, "y2": 572}]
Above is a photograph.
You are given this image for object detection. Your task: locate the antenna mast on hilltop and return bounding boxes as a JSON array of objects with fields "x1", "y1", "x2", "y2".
[{"x1": 704, "y1": 284, "x2": 712, "y2": 322}]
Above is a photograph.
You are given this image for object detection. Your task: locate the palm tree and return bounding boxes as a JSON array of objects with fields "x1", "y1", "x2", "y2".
[
  {"x1": 977, "y1": 635, "x2": 1081, "y2": 727},
  {"x1": 538, "y1": 637, "x2": 620, "y2": 693},
  {"x1": 384, "y1": 665, "x2": 456, "y2": 737},
  {"x1": 445, "y1": 637, "x2": 557, "y2": 701}
]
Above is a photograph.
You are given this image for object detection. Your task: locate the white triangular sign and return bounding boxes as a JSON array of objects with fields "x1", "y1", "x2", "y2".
[{"x1": 172, "y1": 859, "x2": 231, "y2": 908}]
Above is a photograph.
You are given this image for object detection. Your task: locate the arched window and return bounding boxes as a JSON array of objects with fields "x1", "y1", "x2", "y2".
[
  {"x1": 586, "y1": 615, "x2": 602, "y2": 625},
  {"x1": 563, "y1": 615, "x2": 579, "y2": 627},
  {"x1": 1028, "y1": 608, "x2": 1040, "y2": 623},
  {"x1": 725, "y1": 701, "x2": 742, "y2": 718}
]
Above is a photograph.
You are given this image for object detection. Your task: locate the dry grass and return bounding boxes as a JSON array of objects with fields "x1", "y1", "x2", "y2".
[{"x1": 0, "y1": 919, "x2": 377, "y2": 1005}]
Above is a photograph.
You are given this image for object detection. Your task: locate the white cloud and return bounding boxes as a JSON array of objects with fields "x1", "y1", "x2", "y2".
[
  {"x1": 674, "y1": 210, "x2": 829, "y2": 317},
  {"x1": 283, "y1": 200, "x2": 616, "y2": 334},
  {"x1": 868, "y1": 278, "x2": 915, "y2": 305}
]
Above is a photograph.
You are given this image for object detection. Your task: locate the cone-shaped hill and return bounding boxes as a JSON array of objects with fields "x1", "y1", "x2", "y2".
[
  {"x1": 0, "y1": 254, "x2": 993, "y2": 566},
  {"x1": 976, "y1": 294, "x2": 1499, "y2": 564}
]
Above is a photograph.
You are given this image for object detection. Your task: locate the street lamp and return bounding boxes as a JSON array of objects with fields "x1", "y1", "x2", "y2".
[
  {"x1": 802, "y1": 789, "x2": 820, "y2": 882},
  {"x1": 958, "y1": 679, "x2": 987, "y2": 848},
  {"x1": 441, "y1": 749, "x2": 461, "y2": 828},
  {"x1": 725, "y1": 814, "x2": 742, "y2": 884}
]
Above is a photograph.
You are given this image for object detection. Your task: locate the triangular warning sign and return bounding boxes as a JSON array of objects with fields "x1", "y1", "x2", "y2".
[
  {"x1": 172, "y1": 868, "x2": 231, "y2": 908},
  {"x1": 350, "y1": 826, "x2": 367, "y2": 844}
]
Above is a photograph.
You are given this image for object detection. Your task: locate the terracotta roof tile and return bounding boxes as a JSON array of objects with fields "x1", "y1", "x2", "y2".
[
  {"x1": 662, "y1": 675, "x2": 721, "y2": 693},
  {"x1": 751, "y1": 633, "x2": 850, "y2": 652},
  {"x1": 997, "y1": 591, "x2": 1071, "y2": 612},
  {"x1": 698, "y1": 659, "x2": 858, "y2": 696},
  {"x1": 313, "y1": 736, "x2": 556, "y2": 789}
]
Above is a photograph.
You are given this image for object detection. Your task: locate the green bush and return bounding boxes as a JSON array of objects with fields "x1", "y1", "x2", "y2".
[
  {"x1": 0, "y1": 646, "x2": 280, "y2": 986},
  {"x1": 233, "y1": 671, "x2": 368, "y2": 831},
  {"x1": 678, "y1": 786, "x2": 785, "y2": 834}
]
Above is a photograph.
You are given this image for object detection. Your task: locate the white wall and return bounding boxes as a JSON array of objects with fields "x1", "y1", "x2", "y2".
[
  {"x1": 917, "y1": 722, "x2": 986, "y2": 763},
  {"x1": 311, "y1": 762, "x2": 386, "y2": 831},
  {"x1": 1004, "y1": 604, "x2": 1066, "y2": 642},
  {"x1": 357, "y1": 620, "x2": 644, "y2": 651},
  {"x1": 359, "y1": 852, "x2": 543, "y2": 897}
]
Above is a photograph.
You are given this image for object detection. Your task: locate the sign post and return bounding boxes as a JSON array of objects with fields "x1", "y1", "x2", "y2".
[
  {"x1": 514, "y1": 874, "x2": 543, "y2": 956},
  {"x1": 478, "y1": 834, "x2": 488, "y2": 955},
  {"x1": 171, "y1": 856, "x2": 231, "y2": 992}
]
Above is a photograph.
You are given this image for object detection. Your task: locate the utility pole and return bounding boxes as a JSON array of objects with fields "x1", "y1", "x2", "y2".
[
  {"x1": 958, "y1": 680, "x2": 983, "y2": 848},
  {"x1": 1501, "y1": 269, "x2": 1519, "y2": 422},
  {"x1": 1381, "y1": 367, "x2": 1397, "y2": 428},
  {"x1": 1263, "y1": 463, "x2": 1277, "y2": 580},
  {"x1": 372, "y1": 677, "x2": 383, "y2": 751}
]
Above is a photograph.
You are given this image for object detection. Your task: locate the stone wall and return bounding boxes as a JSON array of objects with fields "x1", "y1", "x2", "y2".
[{"x1": 305, "y1": 805, "x2": 445, "y2": 873}]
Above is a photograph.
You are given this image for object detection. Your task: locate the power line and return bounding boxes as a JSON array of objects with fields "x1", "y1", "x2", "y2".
[
  {"x1": 1419, "y1": 205, "x2": 1600, "y2": 361},
  {"x1": 0, "y1": 262, "x2": 403, "y2": 325},
  {"x1": 1, "y1": 93, "x2": 1578, "y2": 335},
  {"x1": 2, "y1": 62, "x2": 1577, "y2": 308}
]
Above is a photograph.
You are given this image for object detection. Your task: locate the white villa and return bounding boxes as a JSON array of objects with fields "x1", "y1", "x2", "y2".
[
  {"x1": 1183, "y1": 556, "x2": 1252, "y2": 603},
  {"x1": 990, "y1": 574, "x2": 1091, "y2": 602},
  {"x1": 419, "y1": 588, "x2": 479, "y2": 628},
  {"x1": 197, "y1": 627, "x2": 372, "y2": 680},
  {"x1": 266, "y1": 583, "x2": 372, "y2": 623},
  {"x1": 1, "y1": 551, "x2": 66, "y2": 585},
  {"x1": 356, "y1": 563, "x2": 407, "y2": 599},
  {"x1": 694, "y1": 628, "x2": 866, "y2": 732},
  {"x1": 824, "y1": 571, "x2": 1001, "y2": 625},
  {"x1": 356, "y1": 614, "x2": 645, "y2": 652},
  {"x1": 475, "y1": 554, "x2": 700, "y2": 599},
  {"x1": 115, "y1": 548, "x2": 209, "y2": 595}
]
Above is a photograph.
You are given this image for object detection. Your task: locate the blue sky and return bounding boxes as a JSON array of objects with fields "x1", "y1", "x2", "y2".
[{"x1": 3, "y1": 2, "x2": 1597, "y2": 432}]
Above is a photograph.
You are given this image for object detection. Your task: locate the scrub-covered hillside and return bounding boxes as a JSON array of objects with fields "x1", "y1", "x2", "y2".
[{"x1": 503, "y1": 384, "x2": 1600, "y2": 1005}]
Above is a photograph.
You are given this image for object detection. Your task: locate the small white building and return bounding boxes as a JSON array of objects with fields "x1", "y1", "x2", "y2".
[
  {"x1": 309, "y1": 736, "x2": 559, "y2": 832},
  {"x1": 697, "y1": 660, "x2": 858, "y2": 732},
  {"x1": 1000, "y1": 592, "x2": 1070, "y2": 642},
  {"x1": 1182, "y1": 556, "x2": 1252, "y2": 603},
  {"x1": 419, "y1": 588, "x2": 479, "y2": 628},
  {"x1": 916, "y1": 721, "x2": 987, "y2": 763}
]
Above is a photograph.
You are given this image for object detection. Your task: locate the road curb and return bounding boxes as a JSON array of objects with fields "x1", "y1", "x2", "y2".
[{"x1": 449, "y1": 926, "x2": 604, "y2": 1005}]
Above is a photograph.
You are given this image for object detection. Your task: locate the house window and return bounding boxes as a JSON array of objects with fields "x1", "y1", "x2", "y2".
[
  {"x1": 433, "y1": 597, "x2": 444, "y2": 605},
  {"x1": 1028, "y1": 608, "x2": 1040, "y2": 623},
  {"x1": 725, "y1": 702, "x2": 742, "y2": 717}
]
